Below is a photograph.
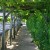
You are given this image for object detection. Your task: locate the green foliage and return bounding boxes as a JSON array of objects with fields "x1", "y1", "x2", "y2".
[
  {"x1": 0, "y1": 0, "x2": 50, "y2": 50},
  {"x1": 0, "y1": 17, "x2": 3, "y2": 22},
  {"x1": 7, "y1": 17, "x2": 11, "y2": 22},
  {"x1": 26, "y1": 10, "x2": 50, "y2": 50}
]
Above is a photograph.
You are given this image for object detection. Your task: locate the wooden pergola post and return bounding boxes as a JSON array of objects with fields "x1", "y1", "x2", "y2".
[
  {"x1": 10, "y1": 14, "x2": 12, "y2": 45},
  {"x1": 1, "y1": 6, "x2": 6, "y2": 50},
  {"x1": 12, "y1": 15, "x2": 15, "y2": 39},
  {"x1": 11, "y1": 14, "x2": 15, "y2": 39}
]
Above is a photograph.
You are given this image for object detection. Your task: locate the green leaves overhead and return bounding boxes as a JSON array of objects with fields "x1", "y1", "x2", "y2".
[
  {"x1": 18, "y1": 10, "x2": 29, "y2": 19},
  {"x1": 0, "y1": 0, "x2": 50, "y2": 20},
  {"x1": 19, "y1": 10, "x2": 29, "y2": 15},
  {"x1": 0, "y1": 0, "x2": 49, "y2": 12}
]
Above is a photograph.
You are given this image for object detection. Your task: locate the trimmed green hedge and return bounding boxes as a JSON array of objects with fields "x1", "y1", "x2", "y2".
[{"x1": 26, "y1": 10, "x2": 50, "y2": 50}]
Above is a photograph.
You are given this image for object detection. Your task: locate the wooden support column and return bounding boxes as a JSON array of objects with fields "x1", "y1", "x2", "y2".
[
  {"x1": 12, "y1": 15, "x2": 15, "y2": 39},
  {"x1": 13, "y1": 16, "x2": 15, "y2": 39},
  {"x1": 10, "y1": 14, "x2": 12, "y2": 45},
  {"x1": 1, "y1": 6, "x2": 6, "y2": 50}
]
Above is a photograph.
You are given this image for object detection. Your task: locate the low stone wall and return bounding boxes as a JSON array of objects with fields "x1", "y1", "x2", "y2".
[
  {"x1": 0, "y1": 22, "x2": 22, "y2": 50},
  {"x1": 0, "y1": 30, "x2": 10, "y2": 50}
]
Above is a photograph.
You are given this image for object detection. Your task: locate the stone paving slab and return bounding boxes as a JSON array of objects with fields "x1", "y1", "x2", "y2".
[{"x1": 7, "y1": 26, "x2": 39, "y2": 50}]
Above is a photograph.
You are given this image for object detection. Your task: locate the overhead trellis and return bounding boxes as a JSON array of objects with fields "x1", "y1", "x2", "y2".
[{"x1": 0, "y1": 0, "x2": 50, "y2": 19}]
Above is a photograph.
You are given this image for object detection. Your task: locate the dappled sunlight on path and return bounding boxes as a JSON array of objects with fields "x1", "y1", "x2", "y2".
[{"x1": 7, "y1": 26, "x2": 39, "y2": 50}]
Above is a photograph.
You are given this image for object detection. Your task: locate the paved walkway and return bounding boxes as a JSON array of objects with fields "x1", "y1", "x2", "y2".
[{"x1": 7, "y1": 26, "x2": 38, "y2": 50}]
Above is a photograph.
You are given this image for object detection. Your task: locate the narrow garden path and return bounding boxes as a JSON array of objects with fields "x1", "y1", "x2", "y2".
[{"x1": 7, "y1": 25, "x2": 38, "y2": 50}]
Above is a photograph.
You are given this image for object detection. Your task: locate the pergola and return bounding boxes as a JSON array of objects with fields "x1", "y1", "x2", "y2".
[
  {"x1": 0, "y1": 0, "x2": 50, "y2": 50},
  {"x1": 0, "y1": 7, "x2": 22, "y2": 50}
]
